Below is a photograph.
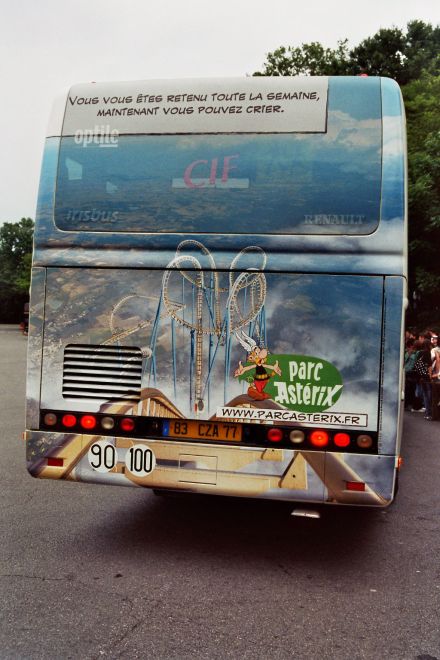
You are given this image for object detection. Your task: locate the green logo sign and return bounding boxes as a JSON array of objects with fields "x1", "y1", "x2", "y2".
[{"x1": 246, "y1": 354, "x2": 343, "y2": 413}]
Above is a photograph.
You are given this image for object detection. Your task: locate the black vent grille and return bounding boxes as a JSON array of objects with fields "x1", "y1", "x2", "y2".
[{"x1": 63, "y1": 345, "x2": 142, "y2": 401}]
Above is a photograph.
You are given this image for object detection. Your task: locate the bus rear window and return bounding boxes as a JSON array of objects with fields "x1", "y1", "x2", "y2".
[{"x1": 55, "y1": 127, "x2": 382, "y2": 235}]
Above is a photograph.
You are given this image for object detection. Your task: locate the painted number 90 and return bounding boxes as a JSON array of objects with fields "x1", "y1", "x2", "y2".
[{"x1": 88, "y1": 441, "x2": 117, "y2": 473}]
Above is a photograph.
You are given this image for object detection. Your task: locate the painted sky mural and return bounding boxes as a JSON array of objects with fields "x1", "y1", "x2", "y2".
[{"x1": 26, "y1": 77, "x2": 406, "y2": 506}]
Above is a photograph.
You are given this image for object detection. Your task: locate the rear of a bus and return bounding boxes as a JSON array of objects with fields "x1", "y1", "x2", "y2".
[{"x1": 26, "y1": 76, "x2": 406, "y2": 507}]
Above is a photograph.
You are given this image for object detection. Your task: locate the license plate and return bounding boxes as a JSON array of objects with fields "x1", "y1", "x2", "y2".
[{"x1": 163, "y1": 420, "x2": 242, "y2": 442}]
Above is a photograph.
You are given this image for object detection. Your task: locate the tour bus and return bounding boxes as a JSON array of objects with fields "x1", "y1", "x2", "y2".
[{"x1": 26, "y1": 76, "x2": 407, "y2": 511}]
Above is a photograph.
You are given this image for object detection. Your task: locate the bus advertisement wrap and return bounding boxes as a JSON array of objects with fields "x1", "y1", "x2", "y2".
[{"x1": 26, "y1": 77, "x2": 406, "y2": 508}]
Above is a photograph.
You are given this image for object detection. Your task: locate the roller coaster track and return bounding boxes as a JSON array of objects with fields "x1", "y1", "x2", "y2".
[
  {"x1": 100, "y1": 242, "x2": 268, "y2": 412},
  {"x1": 104, "y1": 294, "x2": 184, "y2": 347},
  {"x1": 161, "y1": 242, "x2": 268, "y2": 411}
]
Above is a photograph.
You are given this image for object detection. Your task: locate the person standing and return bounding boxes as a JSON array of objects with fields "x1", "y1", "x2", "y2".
[
  {"x1": 404, "y1": 337, "x2": 419, "y2": 410},
  {"x1": 430, "y1": 333, "x2": 440, "y2": 379},
  {"x1": 414, "y1": 338, "x2": 433, "y2": 420}
]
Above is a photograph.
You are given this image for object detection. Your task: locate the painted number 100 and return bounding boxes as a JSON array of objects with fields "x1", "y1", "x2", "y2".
[{"x1": 125, "y1": 446, "x2": 156, "y2": 477}]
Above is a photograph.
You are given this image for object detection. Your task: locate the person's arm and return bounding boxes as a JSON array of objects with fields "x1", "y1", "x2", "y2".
[
  {"x1": 234, "y1": 361, "x2": 255, "y2": 377},
  {"x1": 264, "y1": 360, "x2": 282, "y2": 376},
  {"x1": 435, "y1": 351, "x2": 440, "y2": 377}
]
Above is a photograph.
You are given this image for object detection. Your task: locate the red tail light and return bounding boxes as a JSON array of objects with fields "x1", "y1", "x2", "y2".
[
  {"x1": 80, "y1": 415, "x2": 97, "y2": 430},
  {"x1": 62, "y1": 414, "x2": 77, "y2": 428},
  {"x1": 309, "y1": 430, "x2": 329, "y2": 448},
  {"x1": 267, "y1": 428, "x2": 283, "y2": 442},
  {"x1": 120, "y1": 417, "x2": 135, "y2": 432},
  {"x1": 44, "y1": 413, "x2": 57, "y2": 426},
  {"x1": 334, "y1": 432, "x2": 350, "y2": 448},
  {"x1": 357, "y1": 434, "x2": 373, "y2": 449}
]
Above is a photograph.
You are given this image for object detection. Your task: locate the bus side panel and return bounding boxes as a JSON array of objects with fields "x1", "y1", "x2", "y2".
[
  {"x1": 379, "y1": 276, "x2": 405, "y2": 457},
  {"x1": 26, "y1": 267, "x2": 46, "y2": 429},
  {"x1": 33, "y1": 138, "x2": 60, "y2": 254},
  {"x1": 381, "y1": 77, "x2": 406, "y2": 236}
]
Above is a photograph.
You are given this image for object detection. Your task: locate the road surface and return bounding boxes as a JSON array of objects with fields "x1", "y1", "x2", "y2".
[{"x1": 1, "y1": 325, "x2": 439, "y2": 659}]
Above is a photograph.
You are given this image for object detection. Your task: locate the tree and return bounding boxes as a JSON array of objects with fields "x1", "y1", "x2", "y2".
[
  {"x1": 254, "y1": 20, "x2": 440, "y2": 85},
  {"x1": 349, "y1": 27, "x2": 406, "y2": 81},
  {"x1": 403, "y1": 74, "x2": 440, "y2": 323},
  {"x1": 349, "y1": 21, "x2": 440, "y2": 84},
  {"x1": 254, "y1": 40, "x2": 351, "y2": 77},
  {"x1": 253, "y1": 20, "x2": 440, "y2": 325},
  {"x1": 0, "y1": 218, "x2": 34, "y2": 322},
  {"x1": 403, "y1": 20, "x2": 440, "y2": 83}
]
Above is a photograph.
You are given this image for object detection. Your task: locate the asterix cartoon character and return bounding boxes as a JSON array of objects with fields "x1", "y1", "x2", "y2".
[{"x1": 234, "y1": 332, "x2": 282, "y2": 401}]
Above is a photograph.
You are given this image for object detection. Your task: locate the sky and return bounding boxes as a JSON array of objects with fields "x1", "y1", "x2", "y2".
[{"x1": 0, "y1": 0, "x2": 438, "y2": 224}]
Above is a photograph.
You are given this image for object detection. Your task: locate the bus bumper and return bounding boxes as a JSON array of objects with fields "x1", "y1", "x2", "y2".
[{"x1": 25, "y1": 430, "x2": 397, "y2": 507}]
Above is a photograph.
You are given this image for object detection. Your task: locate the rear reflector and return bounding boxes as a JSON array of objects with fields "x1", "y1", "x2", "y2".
[
  {"x1": 346, "y1": 481, "x2": 365, "y2": 492},
  {"x1": 47, "y1": 457, "x2": 64, "y2": 467}
]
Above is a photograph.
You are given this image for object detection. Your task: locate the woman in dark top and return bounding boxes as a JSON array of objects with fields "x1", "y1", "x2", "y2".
[
  {"x1": 404, "y1": 337, "x2": 419, "y2": 410},
  {"x1": 414, "y1": 338, "x2": 433, "y2": 420}
]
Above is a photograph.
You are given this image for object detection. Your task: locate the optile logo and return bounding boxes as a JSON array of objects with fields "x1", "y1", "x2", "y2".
[{"x1": 74, "y1": 125, "x2": 119, "y2": 148}]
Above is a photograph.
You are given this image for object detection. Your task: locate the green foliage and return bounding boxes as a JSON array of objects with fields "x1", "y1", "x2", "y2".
[
  {"x1": 254, "y1": 20, "x2": 440, "y2": 84},
  {"x1": 254, "y1": 40, "x2": 351, "y2": 77},
  {"x1": 0, "y1": 218, "x2": 34, "y2": 322},
  {"x1": 349, "y1": 27, "x2": 406, "y2": 81},
  {"x1": 254, "y1": 20, "x2": 440, "y2": 325},
  {"x1": 403, "y1": 75, "x2": 440, "y2": 322},
  {"x1": 403, "y1": 20, "x2": 440, "y2": 82},
  {"x1": 14, "y1": 253, "x2": 33, "y2": 293},
  {"x1": 403, "y1": 73, "x2": 440, "y2": 151}
]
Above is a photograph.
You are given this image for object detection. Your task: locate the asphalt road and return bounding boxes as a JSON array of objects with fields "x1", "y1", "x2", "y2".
[{"x1": 1, "y1": 324, "x2": 440, "y2": 660}]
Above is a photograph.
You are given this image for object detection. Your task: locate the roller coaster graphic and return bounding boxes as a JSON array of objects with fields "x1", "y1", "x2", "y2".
[
  {"x1": 29, "y1": 240, "x2": 389, "y2": 505},
  {"x1": 103, "y1": 240, "x2": 268, "y2": 416}
]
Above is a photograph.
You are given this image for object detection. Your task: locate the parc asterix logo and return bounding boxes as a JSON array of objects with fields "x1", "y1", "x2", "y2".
[{"x1": 236, "y1": 352, "x2": 344, "y2": 414}]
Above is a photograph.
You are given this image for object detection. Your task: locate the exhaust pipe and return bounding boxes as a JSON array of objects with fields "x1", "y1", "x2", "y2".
[{"x1": 291, "y1": 508, "x2": 321, "y2": 519}]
